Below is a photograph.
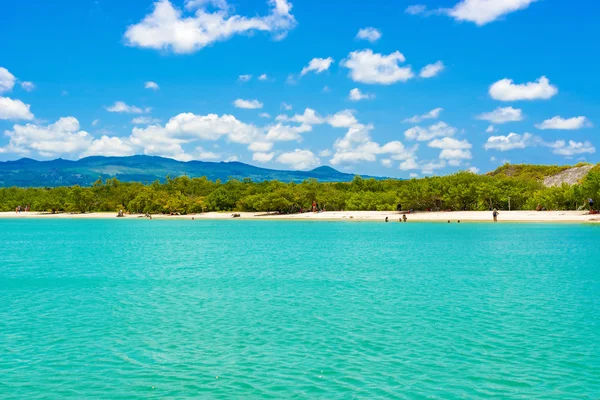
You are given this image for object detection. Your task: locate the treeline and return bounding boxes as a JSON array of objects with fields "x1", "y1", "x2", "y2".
[{"x1": 0, "y1": 165, "x2": 598, "y2": 214}]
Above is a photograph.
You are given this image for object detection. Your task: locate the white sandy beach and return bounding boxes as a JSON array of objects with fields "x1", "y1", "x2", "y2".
[{"x1": 1, "y1": 210, "x2": 598, "y2": 223}]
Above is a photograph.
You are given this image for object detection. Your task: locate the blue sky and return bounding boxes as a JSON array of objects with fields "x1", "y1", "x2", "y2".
[{"x1": 1, "y1": 0, "x2": 599, "y2": 177}]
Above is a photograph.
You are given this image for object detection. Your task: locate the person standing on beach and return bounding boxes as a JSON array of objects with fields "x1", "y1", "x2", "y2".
[
  {"x1": 493, "y1": 209, "x2": 499, "y2": 222},
  {"x1": 589, "y1": 198, "x2": 594, "y2": 211}
]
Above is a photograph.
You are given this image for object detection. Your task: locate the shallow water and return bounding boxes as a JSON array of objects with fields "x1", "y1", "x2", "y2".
[{"x1": 1, "y1": 220, "x2": 599, "y2": 398}]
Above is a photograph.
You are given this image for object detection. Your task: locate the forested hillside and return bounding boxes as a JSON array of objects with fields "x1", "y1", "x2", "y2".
[{"x1": 1, "y1": 164, "x2": 598, "y2": 214}]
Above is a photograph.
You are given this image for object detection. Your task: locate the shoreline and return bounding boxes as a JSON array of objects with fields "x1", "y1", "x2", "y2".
[{"x1": 1, "y1": 211, "x2": 598, "y2": 223}]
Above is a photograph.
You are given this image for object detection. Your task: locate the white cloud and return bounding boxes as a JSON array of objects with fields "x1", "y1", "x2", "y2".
[
  {"x1": 405, "y1": 4, "x2": 427, "y2": 15},
  {"x1": 484, "y1": 132, "x2": 533, "y2": 151},
  {"x1": 265, "y1": 123, "x2": 310, "y2": 142},
  {"x1": 476, "y1": 106, "x2": 523, "y2": 123},
  {"x1": 547, "y1": 140, "x2": 595, "y2": 156},
  {"x1": 277, "y1": 108, "x2": 325, "y2": 125},
  {"x1": 331, "y1": 122, "x2": 418, "y2": 165},
  {"x1": 145, "y1": 81, "x2": 160, "y2": 90},
  {"x1": 419, "y1": 61, "x2": 445, "y2": 78},
  {"x1": 399, "y1": 158, "x2": 420, "y2": 171},
  {"x1": 535, "y1": 116, "x2": 591, "y2": 130},
  {"x1": 20, "y1": 81, "x2": 35, "y2": 92},
  {"x1": 123, "y1": 0, "x2": 297, "y2": 54},
  {"x1": 127, "y1": 113, "x2": 262, "y2": 161},
  {"x1": 403, "y1": 107, "x2": 443, "y2": 123},
  {"x1": 248, "y1": 141, "x2": 274, "y2": 152},
  {"x1": 301, "y1": 57, "x2": 334, "y2": 76},
  {"x1": 281, "y1": 102, "x2": 292, "y2": 111},
  {"x1": 82, "y1": 136, "x2": 136, "y2": 158},
  {"x1": 341, "y1": 50, "x2": 414, "y2": 85},
  {"x1": 195, "y1": 146, "x2": 221, "y2": 160},
  {"x1": 239, "y1": 74, "x2": 252, "y2": 82},
  {"x1": 3, "y1": 117, "x2": 92, "y2": 157},
  {"x1": 233, "y1": 99, "x2": 263, "y2": 109},
  {"x1": 0, "y1": 67, "x2": 16, "y2": 94},
  {"x1": 489, "y1": 76, "x2": 558, "y2": 101},
  {"x1": 252, "y1": 151, "x2": 275, "y2": 163},
  {"x1": 420, "y1": 161, "x2": 446, "y2": 175},
  {"x1": 405, "y1": 121, "x2": 457, "y2": 141},
  {"x1": 225, "y1": 155, "x2": 239, "y2": 162},
  {"x1": 428, "y1": 137, "x2": 472, "y2": 150},
  {"x1": 349, "y1": 88, "x2": 375, "y2": 101},
  {"x1": 258, "y1": 74, "x2": 268, "y2": 81},
  {"x1": 381, "y1": 158, "x2": 393, "y2": 167},
  {"x1": 356, "y1": 27, "x2": 382, "y2": 43},
  {"x1": 446, "y1": 0, "x2": 538, "y2": 26},
  {"x1": 322, "y1": 86, "x2": 331, "y2": 93},
  {"x1": 439, "y1": 149, "x2": 472, "y2": 163},
  {"x1": 132, "y1": 116, "x2": 162, "y2": 125},
  {"x1": 328, "y1": 110, "x2": 358, "y2": 128},
  {"x1": 486, "y1": 125, "x2": 496, "y2": 133},
  {"x1": 277, "y1": 149, "x2": 320, "y2": 170},
  {"x1": 0, "y1": 97, "x2": 35, "y2": 120},
  {"x1": 92, "y1": 119, "x2": 100, "y2": 127},
  {"x1": 429, "y1": 137, "x2": 472, "y2": 166},
  {"x1": 409, "y1": 173, "x2": 419, "y2": 178},
  {"x1": 468, "y1": 166, "x2": 480, "y2": 173},
  {"x1": 319, "y1": 149, "x2": 332, "y2": 157},
  {"x1": 106, "y1": 101, "x2": 150, "y2": 114},
  {"x1": 259, "y1": 113, "x2": 271, "y2": 118}
]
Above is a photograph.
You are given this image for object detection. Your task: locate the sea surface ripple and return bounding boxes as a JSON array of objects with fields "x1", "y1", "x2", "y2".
[{"x1": 1, "y1": 220, "x2": 599, "y2": 398}]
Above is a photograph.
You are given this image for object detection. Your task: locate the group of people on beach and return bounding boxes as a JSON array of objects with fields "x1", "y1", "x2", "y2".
[{"x1": 15, "y1": 205, "x2": 30, "y2": 213}]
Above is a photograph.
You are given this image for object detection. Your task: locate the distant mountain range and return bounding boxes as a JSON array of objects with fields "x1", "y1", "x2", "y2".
[{"x1": 0, "y1": 156, "x2": 379, "y2": 187}]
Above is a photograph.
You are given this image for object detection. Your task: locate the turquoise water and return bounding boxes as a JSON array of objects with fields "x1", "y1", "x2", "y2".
[{"x1": 1, "y1": 220, "x2": 599, "y2": 399}]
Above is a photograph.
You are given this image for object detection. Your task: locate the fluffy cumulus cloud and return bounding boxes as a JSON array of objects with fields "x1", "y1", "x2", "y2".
[
  {"x1": 2, "y1": 117, "x2": 93, "y2": 157},
  {"x1": 145, "y1": 81, "x2": 160, "y2": 90},
  {"x1": 276, "y1": 149, "x2": 320, "y2": 170},
  {"x1": 476, "y1": 106, "x2": 523, "y2": 123},
  {"x1": 81, "y1": 136, "x2": 137, "y2": 157},
  {"x1": 446, "y1": 0, "x2": 538, "y2": 26},
  {"x1": 248, "y1": 141, "x2": 274, "y2": 152},
  {"x1": 330, "y1": 120, "x2": 418, "y2": 166},
  {"x1": 356, "y1": 27, "x2": 382, "y2": 43},
  {"x1": 252, "y1": 151, "x2": 275, "y2": 163},
  {"x1": 300, "y1": 57, "x2": 334, "y2": 76},
  {"x1": 0, "y1": 67, "x2": 17, "y2": 94},
  {"x1": 124, "y1": 0, "x2": 297, "y2": 54},
  {"x1": 233, "y1": 99, "x2": 263, "y2": 109},
  {"x1": 419, "y1": 61, "x2": 445, "y2": 78},
  {"x1": 535, "y1": 116, "x2": 591, "y2": 130},
  {"x1": 428, "y1": 137, "x2": 472, "y2": 166},
  {"x1": 106, "y1": 101, "x2": 150, "y2": 114},
  {"x1": 341, "y1": 50, "x2": 414, "y2": 85},
  {"x1": 484, "y1": 132, "x2": 533, "y2": 151},
  {"x1": 405, "y1": 121, "x2": 457, "y2": 141},
  {"x1": 349, "y1": 88, "x2": 375, "y2": 101},
  {"x1": 548, "y1": 140, "x2": 595, "y2": 156},
  {"x1": 489, "y1": 76, "x2": 558, "y2": 101},
  {"x1": 403, "y1": 107, "x2": 443, "y2": 123},
  {"x1": 258, "y1": 74, "x2": 269, "y2": 81},
  {"x1": 0, "y1": 97, "x2": 35, "y2": 120}
]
